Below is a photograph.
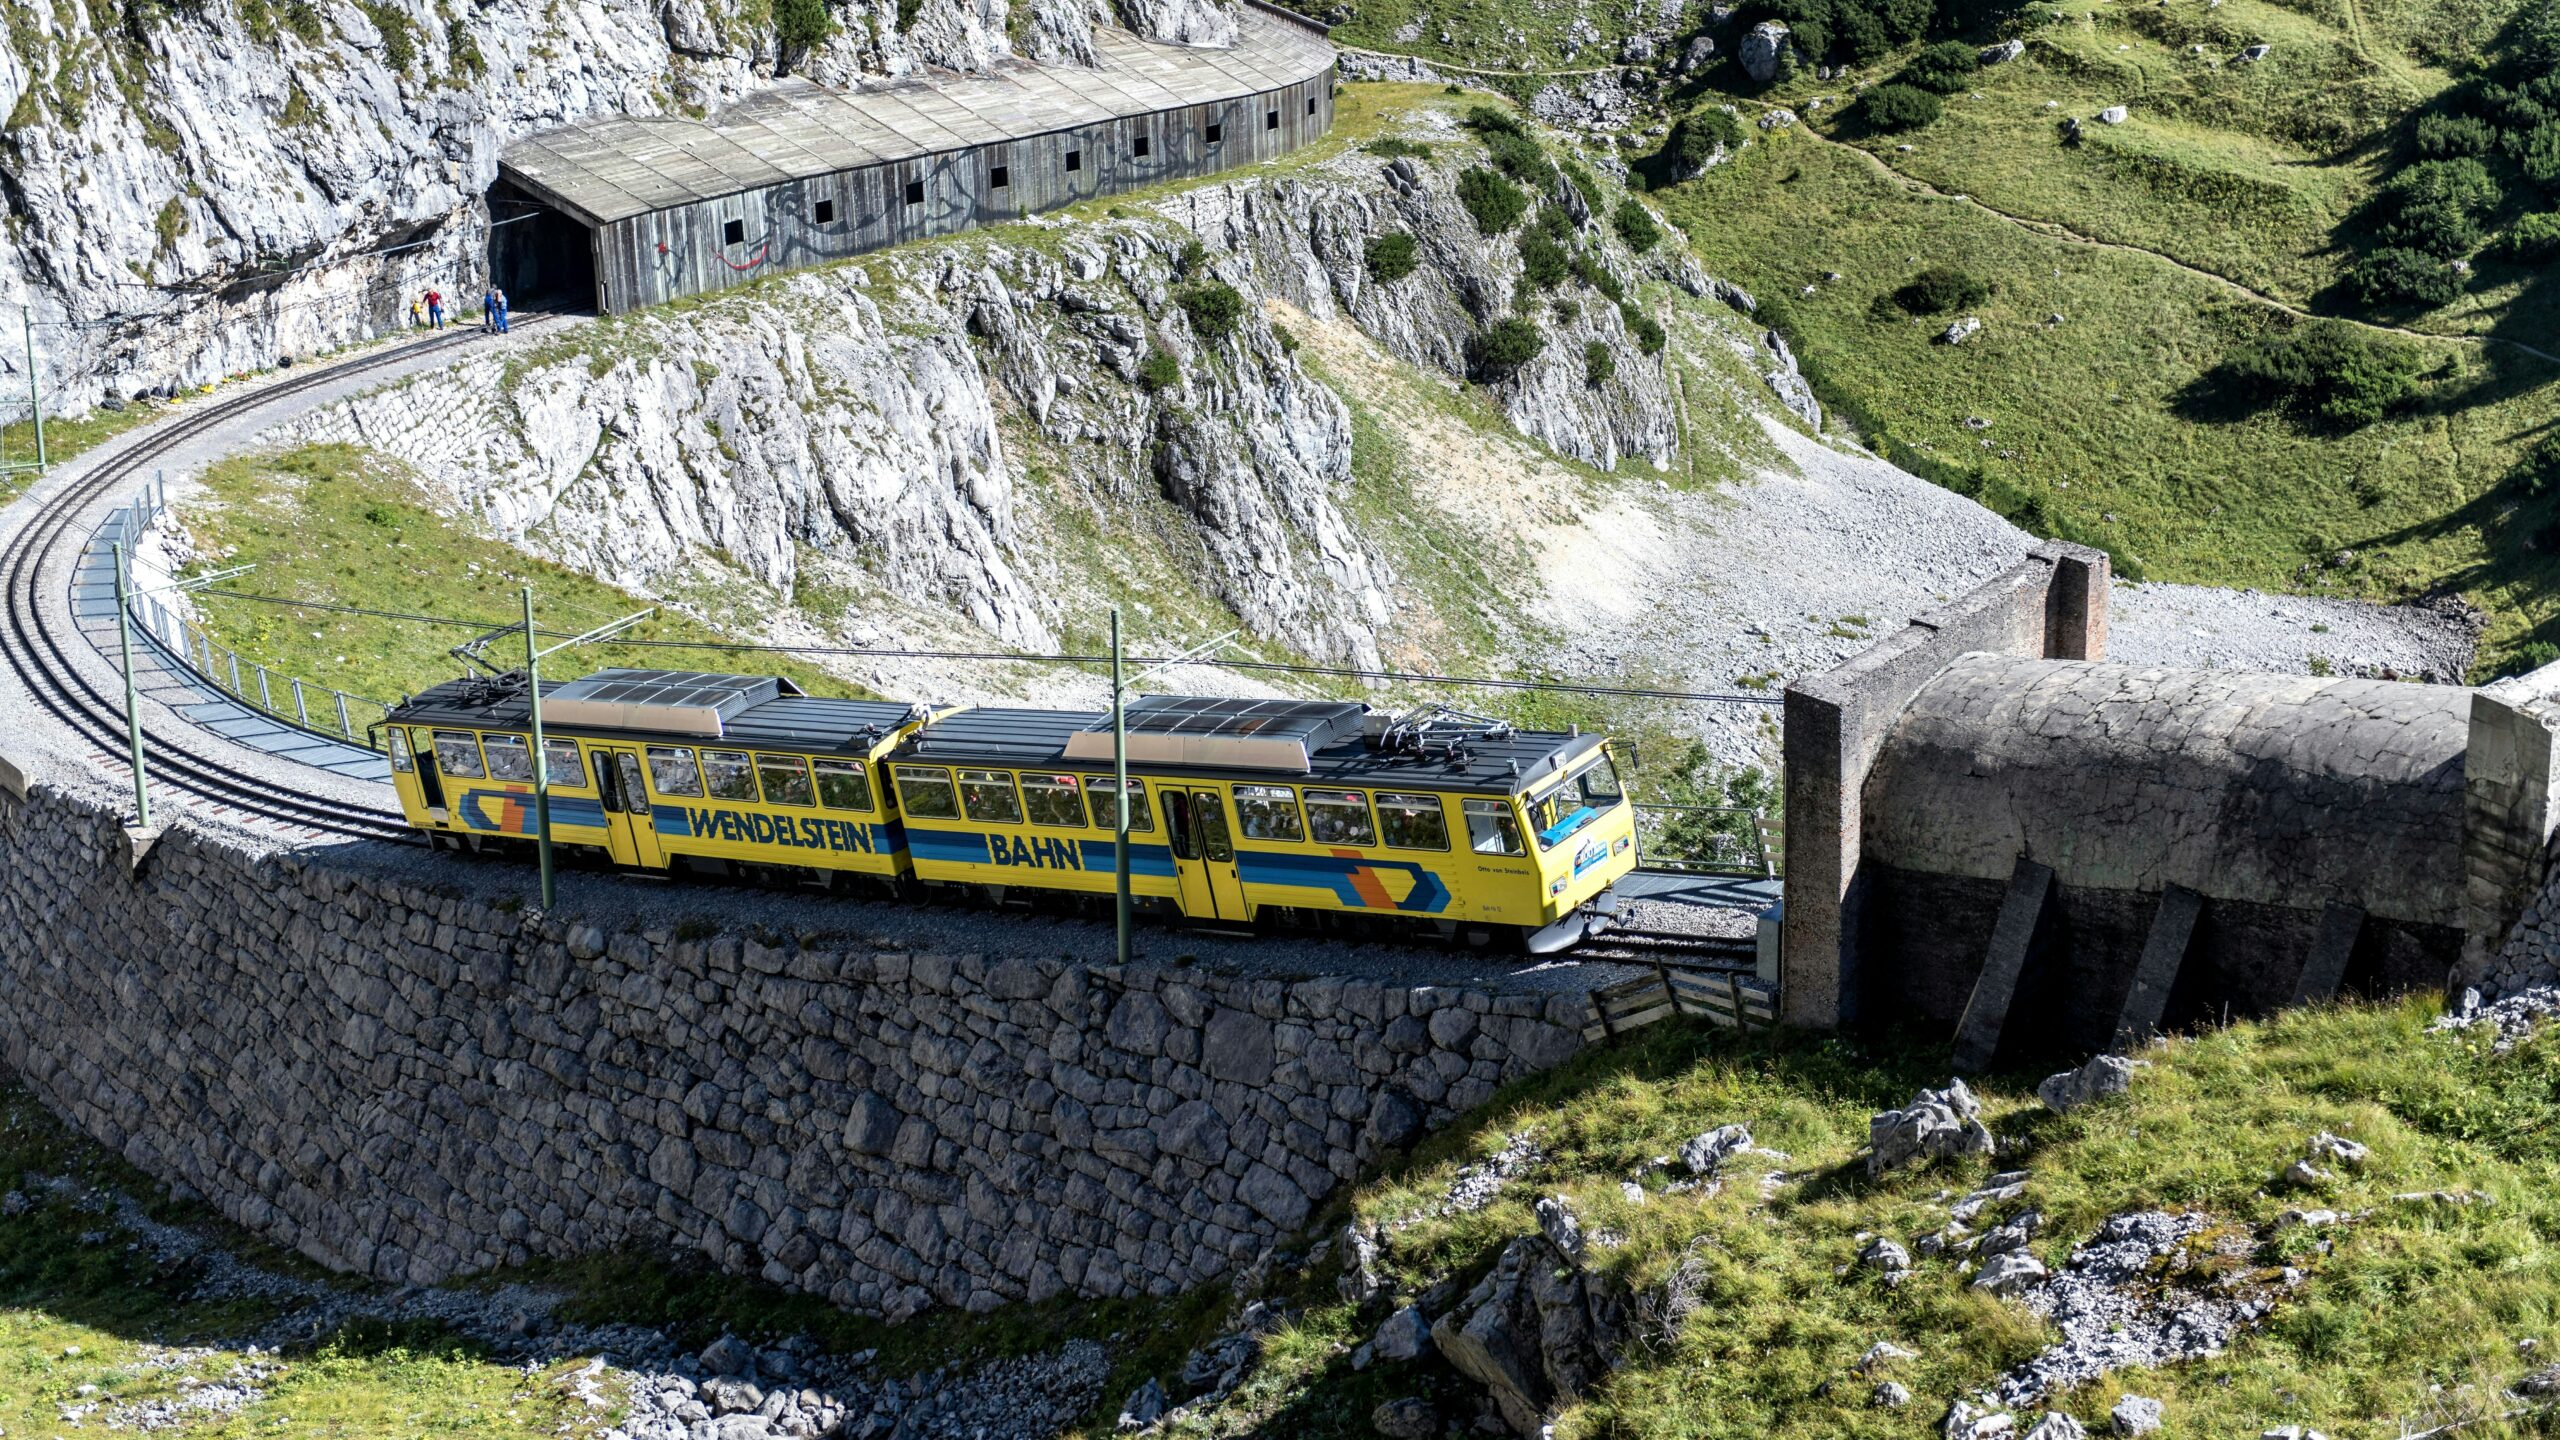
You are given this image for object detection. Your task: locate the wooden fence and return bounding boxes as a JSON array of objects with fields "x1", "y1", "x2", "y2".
[{"x1": 1582, "y1": 965, "x2": 1777, "y2": 1042}]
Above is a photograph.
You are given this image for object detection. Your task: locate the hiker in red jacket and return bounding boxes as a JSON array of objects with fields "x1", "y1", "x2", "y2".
[{"x1": 425, "y1": 289, "x2": 445, "y2": 329}]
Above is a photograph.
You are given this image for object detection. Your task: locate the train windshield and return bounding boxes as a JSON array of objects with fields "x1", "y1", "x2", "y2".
[{"x1": 1528, "y1": 754, "x2": 1625, "y2": 849}]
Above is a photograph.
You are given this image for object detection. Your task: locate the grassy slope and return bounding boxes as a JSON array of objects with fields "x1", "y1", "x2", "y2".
[
  {"x1": 1180, "y1": 996, "x2": 2560, "y2": 1440},
  {"x1": 177, "y1": 442, "x2": 873, "y2": 705}
]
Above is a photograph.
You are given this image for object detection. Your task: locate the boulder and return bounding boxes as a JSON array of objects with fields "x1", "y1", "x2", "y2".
[
  {"x1": 1981, "y1": 37, "x2": 2025, "y2": 62},
  {"x1": 1679, "y1": 1123, "x2": 1752, "y2": 1177},
  {"x1": 1338, "y1": 1223, "x2": 1388, "y2": 1306},
  {"x1": 1941, "y1": 317, "x2": 1984, "y2": 345},
  {"x1": 1868, "y1": 1079, "x2": 1996, "y2": 1175},
  {"x1": 1373, "y1": 1305, "x2": 1433, "y2": 1362},
  {"x1": 2099, "y1": 105, "x2": 2129, "y2": 123},
  {"x1": 1977, "y1": 1209, "x2": 2041, "y2": 1256},
  {"x1": 2309, "y1": 1132, "x2": 2368, "y2": 1167},
  {"x1": 1116, "y1": 1377, "x2": 1168, "y2": 1431},
  {"x1": 2038, "y1": 1054, "x2": 2136, "y2": 1114},
  {"x1": 1535, "y1": 1195, "x2": 1586, "y2": 1264},
  {"x1": 2237, "y1": 42, "x2": 2271, "y2": 59},
  {"x1": 1857, "y1": 1237, "x2": 1912, "y2": 1274},
  {"x1": 1428, "y1": 1234, "x2": 1624, "y2": 1435},
  {"x1": 1373, "y1": 1397, "x2": 1439, "y2": 1439},
  {"x1": 698, "y1": 1335, "x2": 755, "y2": 1377},
  {"x1": 1740, "y1": 20, "x2": 1791, "y2": 81},
  {"x1": 2111, "y1": 1395, "x2": 2164, "y2": 1435},
  {"x1": 1679, "y1": 34, "x2": 1718, "y2": 71},
  {"x1": 1858, "y1": 1340, "x2": 1916, "y2": 1372},
  {"x1": 1619, "y1": 33, "x2": 1656, "y2": 62},
  {"x1": 1947, "y1": 1401, "x2": 2020, "y2": 1439},
  {"x1": 2023, "y1": 1415, "x2": 2087, "y2": 1440},
  {"x1": 1971, "y1": 1251, "x2": 2049, "y2": 1296},
  {"x1": 1876, "y1": 1381, "x2": 1913, "y2": 1408}
]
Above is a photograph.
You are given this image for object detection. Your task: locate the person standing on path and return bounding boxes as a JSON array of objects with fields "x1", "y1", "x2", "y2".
[
  {"x1": 482, "y1": 288, "x2": 499, "y2": 331},
  {"x1": 492, "y1": 286, "x2": 511, "y2": 334},
  {"x1": 426, "y1": 289, "x2": 444, "y2": 329},
  {"x1": 408, "y1": 298, "x2": 423, "y2": 330}
]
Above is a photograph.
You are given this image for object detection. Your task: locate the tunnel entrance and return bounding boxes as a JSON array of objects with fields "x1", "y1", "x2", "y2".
[{"x1": 487, "y1": 178, "x2": 597, "y2": 311}]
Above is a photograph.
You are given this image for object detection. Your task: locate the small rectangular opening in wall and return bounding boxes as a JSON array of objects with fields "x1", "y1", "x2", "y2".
[
  {"x1": 1134, "y1": 135, "x2": 1151, "y2": 158},
  {"x1": 904, "y1": 179, "x2": 924, "y2": 205},
  {"x1": 722, "y1": 218, "x2": 744, "y2": 245},
  {"x1": 1205, "y1": 122, "x2": 1223, "y2": 145},
  {"x1": 813, "y1": 199, "x2": 835, "y2": 225},
  {"x1": 1306, "y1": 96, "x2": 1317, "y2": 115},
  {"x1": 1065, "y1": 148, "x2": 1082, "y2": 172},
  {"x1": 991, "y1": 164, "x2": 1011, "y2": 188},
  {"x1": 1266, "y1": 109, "x2": 1279, "y2": 130}
]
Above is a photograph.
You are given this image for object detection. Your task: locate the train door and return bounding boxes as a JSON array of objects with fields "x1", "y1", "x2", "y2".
[
  {"x1": 411, "y1": 727, "x2": 448, "y2": 820},
  {"x1": 1161, "y1": 786, "x2": 1248, "y2": 922},
  {"x1": 589, "y1": 745, "x2": 666, "y2": 868}
]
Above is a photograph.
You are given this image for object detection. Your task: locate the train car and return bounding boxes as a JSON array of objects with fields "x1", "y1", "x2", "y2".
[
  {"x1": 882, "y1": 696, "x2": 1636, "y2": 952},
  {"x1": 379, "y1": 668, "x2": 933, "y2": 884}
]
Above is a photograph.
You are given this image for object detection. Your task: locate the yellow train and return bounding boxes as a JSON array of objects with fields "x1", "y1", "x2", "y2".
[{"x1": 380, "y1": 669, "x2": 1635, "y2": 952}]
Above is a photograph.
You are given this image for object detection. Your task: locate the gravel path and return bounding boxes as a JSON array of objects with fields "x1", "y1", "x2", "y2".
[{"x1": 2109, "y1": 582, "x2": 2482, "y2": 683}]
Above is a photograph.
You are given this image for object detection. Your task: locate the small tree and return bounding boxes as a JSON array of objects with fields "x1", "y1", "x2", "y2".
[
  {"x1": 2415, "y1": 113, "x2": 2497, "y2": 158},
  {"x1": 2501, "y1": 212, "x2": 2560, "y2": 260},
  {"x1": 1584, "y1": 340, "x2": 1617, "y2": 387},
  {"x1": 1860, "y1": 83, "x2": 1943, "y2": 132},
  {"x1": 1365, "y1": 231, "x2": 1420, "y2": 282},
  {"x1": 1893, "y1": 264, "x2": 1988, "y2": 314},
  {"x1": 1467, "y1": 317, "x2": 1546, "y2": 378},
  {"x1": 1457, "y1": 167, "x2": 1531, "y2": 235},
  {"x1": 1897, "y1": 40, "x2": 1980, "y2": 94},
  {"x1": 1620, "y1": 302, "x2": 1667, "y2": 355},
  {"x1": 774, "y1": 0, "x2": 831, "y2": 60},
  {"x1": 1518, "y1": 230, "x2": 1571, "y2": 290},
  {"x1": 2222, "y1": 320, "x2": 2424, "y2": 430},
  {"x1": 2348, "y1": 246, "x2": 2461, "y2": 307},
  {"x1": 1667, "y1": 108, "x2": 1745, "y2": 179},
  {"x1": 1613, "y1": 198, "x2": 1662, "y2": 253},
  {"x1": 1175, "y1": 282, "x2": 1246, "y2": 341}
]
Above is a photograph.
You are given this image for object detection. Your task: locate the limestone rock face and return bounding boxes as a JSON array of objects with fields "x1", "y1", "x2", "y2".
[
  {"x1": 1868, "y1": 1079, "x2": 1996, "y2": 1175},
  {"x1": 1740, "y1": 20, "x2": 1790, "y2": 81},
  {"x1": 1428, "y1": 1234, "x2": 1624, "y2": 1435}
]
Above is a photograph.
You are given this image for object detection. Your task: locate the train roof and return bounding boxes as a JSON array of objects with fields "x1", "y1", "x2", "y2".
[
  {"x1": 385, "y1": 669, "x2": 928, "y2": 752},
  {"x1": 896, "y1": 696, "x2": 1610, "y2": 797}
]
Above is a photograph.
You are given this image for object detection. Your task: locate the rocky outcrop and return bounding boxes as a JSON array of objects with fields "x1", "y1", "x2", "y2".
[
  {"x1": 274, "y1": 138, "x2": 1688, "y2": 668},
  {"x1": 1429, "y1": 1231, "x2": 1625, "y2": 1434},
  {"x1": 0, "y1": 0, "x2": 1239, "y2": 406}
]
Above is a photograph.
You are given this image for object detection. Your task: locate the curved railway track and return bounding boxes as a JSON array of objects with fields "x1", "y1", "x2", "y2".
[{"x1": 0, "y1": 325, "x2": 552, "y2": 844}]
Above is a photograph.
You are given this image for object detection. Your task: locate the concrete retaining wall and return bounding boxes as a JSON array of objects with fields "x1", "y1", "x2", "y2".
[{"x1": 0, "y1": 782, "x2": 1586, "y2": 1315}]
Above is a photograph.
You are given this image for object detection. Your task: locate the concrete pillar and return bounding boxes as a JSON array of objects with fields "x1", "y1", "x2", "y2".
[
  {"x1": 2462, "y1": 680, "x2": 2560, "y2": 986},
  {"x1": 2039, "y1": 543, "x2": 2111, "y2": 662},
  {"x1": 1953, "y1": 856, "x2": 2053, "y2": 1073},
  {"x1": 2291, "y1": 902, "x2": 2365, "y2": 1006},
  {"x1": 1780, "y1": 687, "x2": 1856, "y2": 1029}
]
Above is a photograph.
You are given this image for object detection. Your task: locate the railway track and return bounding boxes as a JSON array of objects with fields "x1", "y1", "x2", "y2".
[
  {"x1": 0, "y1": 324, "x2": 554, "y2": 844},
  {"x1": 1579, "y1": 924, "x2": 1760, "y2": 969}
]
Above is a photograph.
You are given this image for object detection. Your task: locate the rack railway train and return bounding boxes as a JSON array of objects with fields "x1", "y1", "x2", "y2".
[{"x1": 378, "y1": 668, "x2": 1636, "y2": 953}]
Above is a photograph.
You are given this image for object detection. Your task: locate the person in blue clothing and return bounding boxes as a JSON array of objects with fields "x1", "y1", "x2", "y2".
[
  {"x1": 492, "y1": 286, "x2": 511, "y2": 334},
  {"x1": 425, "y1": 289, "x2": 445, "y2": 329}
]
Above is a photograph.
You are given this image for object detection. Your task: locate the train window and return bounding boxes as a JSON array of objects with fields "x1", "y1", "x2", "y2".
[
  {"x1": 544, "y1": 738, "x2": 585, "y2": 786},
  {"x1": 1462, "y1": 798, "x2": 1525, "y2": 857},
  {"x1": 432, "y1": 730, "x2": 486, "y2": 779},
  {"x1": 483, "y1": 733, "x2": 535, "y2": 782},
  {"x1": 1022, "y1": 773, "x2": 1086, "y2": 828},
  {"x1": 1233, "y1": 784, "x2": 1303, "y2": 842},
  {"x1": 1377, "y1": 793, "x2": 1450, "y2": 851},
  {"x1": 757, "y1": 754, "x2": 816, "y2": 807},
  {"x1": 1085, "y1": 778, "x2": 1155, "y2": 832},
  {"x1": 702, "y1": 750, "x2": 759, "y2": 802},
  {"x1": 895, "y1": 765, "x2": 960, "y2": 819},
  {"x1": 959, "y1": 769, "x2": 1024, "y2": 824},
  {"x1": 387, "y1": 727, "x2": 413, "y2": 773},
  {"x1": 1529, "y1": 757, "x2": 1625, "y2": 848},
  {"x1": 616, "y1": 753, "x2": 653, "y2": 816},
  {"x1": 647, "y1": 745, "x2": 704, "y2": 798},
  {"x1": 1304, "y1": 789, "x2": 1376, "y2": 846},
  {"x1": 814, "y1": 758, "x2": 874, "y2": 812}
]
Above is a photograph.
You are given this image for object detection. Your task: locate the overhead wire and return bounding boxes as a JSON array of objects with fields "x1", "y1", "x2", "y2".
[{"x1": 185, "y1": 587, "x2": 1790, "y2": 706}]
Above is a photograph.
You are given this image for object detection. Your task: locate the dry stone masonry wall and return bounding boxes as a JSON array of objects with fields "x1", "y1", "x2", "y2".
[{"x1": 0, "y1": 784, "x2": 1585, "y2": 1315}]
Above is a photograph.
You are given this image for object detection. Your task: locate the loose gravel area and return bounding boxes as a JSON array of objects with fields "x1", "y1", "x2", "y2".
[{"x1": 2108, "y1": 582, "x2": 2483, "y2": 683}]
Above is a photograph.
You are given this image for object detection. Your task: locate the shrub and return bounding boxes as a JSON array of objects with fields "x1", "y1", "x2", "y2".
[
  {"x1": 2348, "y1": 246, "x2": 2462, "y2": 307},
  {"x1": 1463, "y1": 104, "x2": 1528, "y2": 138},
  {"x1": 1136, "y1": 347, "x2": 1181, "y2": 392},
  {"x1": 1552, "y1": 295, "x2": 1581, "y2": 323},
  {"x1": 1365, "y1": 137, "x2": 1431, "y2": 160},
  {"x1": 2519, "y1": 435, "x2": 2560, "y2": 496},
  {"x1": 2222, "y1": 320, "x2": 2424, "y2": 430},
  {"x1": 1467, "y1": 317, "x2": 1546, "y2": 377},
  {"x1": 1583, "y1": 254, "x2": 1627, "y2": 302},
  {"x1": 1518, "y1": 229, "x2": 1571, "y2": 289},
  {"x1": 1892, "y1": 264, "x2": 1987, "y2": 314},
  {"x1": 1536, "y1": 204, "x2": 1575, "y2": 240},
  {"x1": 1456, "y1": 167, "x2": 1530, "y2": 235},
  {"x1": 1621, "y1": 302, "x2": 1667, "y2": 354},
  {"x1": 1613, "y1": 198, "x2": 1662, "y2": 253},
  {"x1": 2526, "y1": 123, "x2": 2560, "y2": 187},
  {"x1": 2380, "y1": 157, "x2": 2499, "y2": 253},
  {"x1": 2508, "y1": 640, "x2": 2560, "y2": 679},
  {"x1": 1365, "y1": 231, "x2": 1420, "y2": 283},
  {"x1": 1897, "y1": 39, "x2": 1979, "y2": 93},
  {"x1": 1668, "y1": 108, "x2": 1745, "y2": 177},
  {"x1": 1272, "y1": 323, "x2": 1299, "y2": 355},
  {"x1": 2501, "y1": 212, "x2": 2560, "y2": 259},
  {"x1": 1483, "y1": 129, "x2": 1550, "y2": 183},
  {"x1": 1584, "y1": 340, "x2": 1617, "y2": 386},
  {"x1": 1177, "y1": 238, "x2": 1208, "y2": 275},
  {"x1": 774, "y1": 0, "x2": 830, "y2": 51},
  {"x1": 2415, "y1": 113, "x2": 2497, "y2": 157},
  {"x1": 1175, "y1": 281, "x2": 1246, "y2": 341},
  {"x1": 1859, "y1": 83, "x2": 1943, "y2": 132}
]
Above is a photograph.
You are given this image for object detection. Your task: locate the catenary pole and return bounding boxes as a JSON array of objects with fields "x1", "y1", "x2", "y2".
[
  {"x1": 523, "y1": 587, "x2": 555, "y2": 909},
  {"x1": 114, "y1": 542, "x2": 147, "y2": 829},
  {"x1": 22, "y1": 309, "x2": 45, "y2": 472},
  {"x1": 1112, "y1": 606, "x2": 1131, "y2": 967}
]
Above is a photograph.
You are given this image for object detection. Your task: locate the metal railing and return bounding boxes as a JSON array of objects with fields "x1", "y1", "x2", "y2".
[
  {"x1": 106, "y1": 483, "x2": 394, "y2": 752},
  {"x1": 1631, "y1": 802, "x2": 1781, "y2": 877}
]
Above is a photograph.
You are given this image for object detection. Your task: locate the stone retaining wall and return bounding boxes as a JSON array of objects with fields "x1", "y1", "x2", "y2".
[{"x1": 0, "y1": 783, "x2": 1586, "y2": 1315}]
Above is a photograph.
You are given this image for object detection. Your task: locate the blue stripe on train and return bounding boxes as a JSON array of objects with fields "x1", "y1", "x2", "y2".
[
  {"x1": 455, "y1": 790, "x2": 608, "y2": 834},
  {"x1": 907, "y1": 827, "x2": 1176, "y2": 878},
  {"x1": 649, "y1": 805, "x2": 902, "y2": 856}
]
